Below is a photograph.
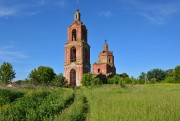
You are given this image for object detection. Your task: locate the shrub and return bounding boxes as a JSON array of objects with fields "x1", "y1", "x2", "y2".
[
  {"x1": 0, "y1": 89, "x2": 24, "y2": 106},
  {"x1": 150, "y1": 78, "x2": 157, "y2": 84},
  {"x1": 107, "y1": 75, "x2": 120, "y2": 84},
  {"x1": 51, "y1": 73, "x2": 67, "y2": 87},
  {"x1": 81, "y1": 73, "x2": 92, "y2": 86},
  {"x1": 91, "y1": 78, "x2": 102, "y2": 86}
]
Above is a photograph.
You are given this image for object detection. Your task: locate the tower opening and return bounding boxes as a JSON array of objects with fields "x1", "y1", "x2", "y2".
[
  {"x1": 70, "y1": 47, "x2": 76, "y2": 62},
  {"x1": 70, "y1": 69, "x2": 76, "y2": 86},
  {"x1": 85, "y1": 48, "x2": 88, "y2": 62},
  {"x1": 72, "y1": 29, "x2": 77, "y2": 41},
  {"x1": 98, "y1": 69, "x2": 101, "y2": 73}
]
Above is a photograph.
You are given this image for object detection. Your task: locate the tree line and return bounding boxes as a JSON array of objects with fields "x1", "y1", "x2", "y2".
[{"x1": 0, "y1": 62, "x2": 180, "y2": 87}]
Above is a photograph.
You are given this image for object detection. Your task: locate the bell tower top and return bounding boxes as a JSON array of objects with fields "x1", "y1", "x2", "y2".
[
  {"x1": 74, "y1": 9, "x2": 81, "y2": 21},
  {"x1": 104, "y1": 39, "x2": 109, "y2": 51},
  {"x1": 74, "y1": 8, "x2": 81, "y2": 21},
  {"x1": 74, "y1": 0, "x2": 81, "y2": 21}
]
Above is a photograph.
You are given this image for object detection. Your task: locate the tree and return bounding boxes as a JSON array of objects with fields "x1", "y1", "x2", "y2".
[
  {"x1": 29, "y1": 66, "x2": 55, "y2": 85},
  {"x1": 51, "y1": 73, "x2": 67, "y2": 87},
  {"x1": 0, "y1": 62, "x2": 16, "y2": 84},
  {"x1": 147, "y1": 68, "x2": 167, "y2": 82},
  {"x1": 81, "y1": 73, "x2": 92, "y2": 86},
  {"x1": 119, "y1": 73, "x2": 129, "y2": 78},
  {"x1": 138, "y1": 72, "x2": 147, "y2": 84},
  {"x1": 174, "y1": 66, "x2": 180, "y2": 83},
  {"x1": 139, "y1": 72, "x2": 147, "y2": 80}
]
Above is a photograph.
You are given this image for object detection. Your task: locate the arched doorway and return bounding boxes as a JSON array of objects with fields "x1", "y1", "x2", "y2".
[{"x1": 70, "y1": 69, "x2": 76, "y2": 86}]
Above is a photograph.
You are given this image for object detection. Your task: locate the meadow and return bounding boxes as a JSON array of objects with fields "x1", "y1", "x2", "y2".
[{"x1": 0, "y1": 84, "x2": 179, "y2": 121}]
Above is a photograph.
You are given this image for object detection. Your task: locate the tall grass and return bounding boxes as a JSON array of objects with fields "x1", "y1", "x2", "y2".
[
  {"x1": 84, "y1": 84, "x2": 180, "y2": 121},
  {"x1": 0, "y1": 88, "x2": 74, "y2": 121},
  {"x1": 54, "y1": 90, "x2": 87, "y2": 121},
  {"x1": 0, "y1": 89, "x2": 24, "y2": 106}
]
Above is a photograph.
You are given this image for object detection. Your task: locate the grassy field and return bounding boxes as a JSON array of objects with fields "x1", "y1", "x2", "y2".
[
  {"x1": 0, "y1": 84, "x2": 179, "y2": 121},
  {"x1": 83, "y1": 84, "x2": 180, "y2": 121}
]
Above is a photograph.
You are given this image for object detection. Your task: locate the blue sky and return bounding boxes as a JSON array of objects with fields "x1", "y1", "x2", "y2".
[{"x1": 0, "y1": 0, "x2": 180, "y2": 80}]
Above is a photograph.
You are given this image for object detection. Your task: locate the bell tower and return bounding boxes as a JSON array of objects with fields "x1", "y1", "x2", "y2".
[{"x1": 64, "y1": 9, "x2": 90, "y2": 86}]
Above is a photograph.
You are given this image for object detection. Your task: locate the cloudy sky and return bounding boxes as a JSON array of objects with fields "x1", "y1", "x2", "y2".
[{"x1": 0, "y1": 0, "x2": 180, "y2": 80}]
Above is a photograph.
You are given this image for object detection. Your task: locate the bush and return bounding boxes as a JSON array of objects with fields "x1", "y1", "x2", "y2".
[
  {"x1": 91, "y1": 78, "x2": 102, "y2": 86},
  {"x1": 51, "y1": 73, "x2": 67, "y2": 87},
  {"x1": 107, "y1": 75, "x2": 121, "y2": 84},
  {"x1": 96, "y1": 74, "x2": 107, "y2": 84},
  {"x1": 150, "y1": 78, "x2": 157, "y2": 84},
  {"x1": 81, "y1": 73, "x2": 92, "y2": 86},
  {"x1": 118, "y1": 79, "x2": 126, "y2": 88},
  {"x1": 0, "y1": 89, "x2": 24, "y2": 106}
]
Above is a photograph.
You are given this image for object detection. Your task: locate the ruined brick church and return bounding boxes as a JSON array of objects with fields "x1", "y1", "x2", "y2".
[{"x1": 64, "y1": 9, "x2": 116, "y2": 86}]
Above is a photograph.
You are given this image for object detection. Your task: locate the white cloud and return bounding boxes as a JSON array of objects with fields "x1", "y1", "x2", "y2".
[
  {"x1": 0, "y1": 0, "x2": 66, "y2": 18},
  {"x1": 99, "y1": 11, "x2": 112, "y2": 18},
  {"x1": 123, "y1": 0, "x2": 180, "y2": 24},
  {"x1": 0, "y1": 7, "x2": 17, "y2": 17},
  {"x1": 0, "y1": 45, "x2": 28, "y2": 62}
]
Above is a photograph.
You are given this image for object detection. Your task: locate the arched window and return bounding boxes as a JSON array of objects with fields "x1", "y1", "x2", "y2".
[
  {"x1": 70, "y1": 69, "x2": 76, "y2": 86},
  {"x1": 72, "y1": 29, "x2": 77, "y2": 41},
  {"x1": 98, "y1": 69, "x2": 101, "y2": 73},
  {"x1": 70, "y1": 47, "x2": 76, "y2": 62}
]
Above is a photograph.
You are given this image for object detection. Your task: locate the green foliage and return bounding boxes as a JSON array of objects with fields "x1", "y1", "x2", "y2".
[
  {"x1": 81, "y1": 73, "x2": 92, "y2": 86},
  {"x1": 0, "y1": 62, "x2": 16, "y2": 84},
  {"x1": 165, "y1": 76, "x2": 175, "y2": 83},
  {"x1": 119, "y1": 73, "x2": 129, "y2": 78},
  {"x1": 81, "y1": 73, "x2": 105, "y2": 86},
  {"x1": 123, "y1": 77, "x2": 132, "y2": 84},
  {"x1": 55, "y1": 90, "x2": 87, "y2": 121},
  {"x1": 139, "y1": 72, "x2": 147, "y2": 80},
  {"x1": 0, "y1": 90, "x2": 50, "y2": 121},
  {"x1": 107, "y1": 74, "x2": 126, "y2": 87},
  {"x1": 91, "y1": 78, "x2": 102, "y2": 86},
  {"x1": 174, "y1": 66, "x2": 180, "y2": 83},
  {"x1": 147, "y1": 68, "x2": 167, "y2": 82},
  {"x1": 0, "y1": 88, "x2": 74, "y2": 121},
  {"x1": 34, "y1": 89, "x2": 74, "y2": 120},
  {"x1": 150, "y1": 78, "x2": 157, "y2": 84},
  {"x1": 107, "y1": 75, "x2": 120, "y2": 84},
  {"x1": 0, "y1": 89, "x2": 24, "y2": 106},
  {"x1": 84, "y1": 84, "x2": 180, "y2": 121},
  {"x1": 29, "y1": 66, "x2": 56, "y2": 85},
  {"x1": 51, "y1": 73, "x2": 67, "y2": 87},
  {"x1": 96, "y1": 74, "x2": 107, "y2": 84}
]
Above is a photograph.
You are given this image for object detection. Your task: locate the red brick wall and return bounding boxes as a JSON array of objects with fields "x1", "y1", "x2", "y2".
[{"x1": 64, "y1": 15, "x2": 90, "y2": 86}]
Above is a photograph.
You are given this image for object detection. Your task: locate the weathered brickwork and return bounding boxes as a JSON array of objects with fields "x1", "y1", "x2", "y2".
[
  {"x1": 64, "y1": 9, "x2": 116, "y2": 86},
  {"x1": 92, "y1": 42, "x2": 116, "y2": 76},
  {"x1": 64, "y1": 9, "x2": 90, "y2": 86}
]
